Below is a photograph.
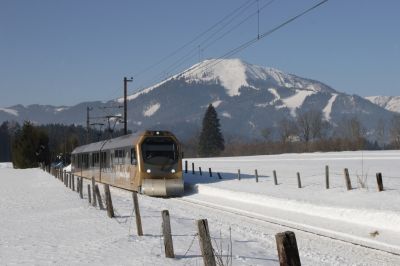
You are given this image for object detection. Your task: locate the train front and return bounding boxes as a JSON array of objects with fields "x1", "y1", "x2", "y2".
[{"x1": 138, "y1": 131, "x2": 184, "y2": 196}]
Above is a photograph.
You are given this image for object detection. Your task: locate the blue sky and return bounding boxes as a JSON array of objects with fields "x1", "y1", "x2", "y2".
[{"x1": 1, "y1": 0, "x2": 399, "y2": 107}]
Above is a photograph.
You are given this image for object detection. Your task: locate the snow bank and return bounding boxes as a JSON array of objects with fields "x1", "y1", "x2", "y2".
[
  {"x1": 0, "y1": 162, "x2": 13, "y2": 168},
  {"x1": 63, "y1": 164, "x2": 71, "y2": 172},
  {"x1": 194, "y1": 184, "x2": 400, "y2": 233}
]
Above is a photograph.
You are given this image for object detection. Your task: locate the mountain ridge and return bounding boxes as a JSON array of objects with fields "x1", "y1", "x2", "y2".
[{"x1": 0, "y1": 58, "x2": 397, "y2": 140}]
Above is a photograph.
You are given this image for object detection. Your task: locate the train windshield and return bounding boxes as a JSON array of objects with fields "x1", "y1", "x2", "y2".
[{"x1": 141, "y1": 137, "x2": 178, "y2": 165}]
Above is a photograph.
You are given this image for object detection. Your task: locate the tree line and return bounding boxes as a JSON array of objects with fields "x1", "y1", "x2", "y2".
[
  {"x1": 185, "y1": 108, "x2": 400, "y2": 157},
  {"x1": 0, "y1": 121, "x2": 126, "y2": 168},
  {"x1": 2, "y1": 107, "x2": 400, "y2": 167}
]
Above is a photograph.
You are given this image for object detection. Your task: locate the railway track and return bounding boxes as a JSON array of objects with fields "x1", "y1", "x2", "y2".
[{"x1": 172, "y1": 195, "x2": 400, "y2": 258}]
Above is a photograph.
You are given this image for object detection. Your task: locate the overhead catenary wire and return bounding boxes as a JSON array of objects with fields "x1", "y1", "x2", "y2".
[
  {"x1": 104, "y1": 1, "x2": 257, "y2": 102},
  {"x1": 137, "y1": 0, "x2": 276, "y2": 91},
  {"x1": 183, "y1": 0, "x2": 329, "y2": 78},
  {"x1": 135, "y1": 0, "x2": 327, "y2": 96},
  {"x1": 134, "y1": 0, "x2": 257, "y2": 79}
]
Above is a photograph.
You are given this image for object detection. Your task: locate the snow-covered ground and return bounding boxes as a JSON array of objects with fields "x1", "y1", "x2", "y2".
[
  {"x1": 1, "y1": 151, "x2": 400, "y2": 265},
  {"x1": 186, "y1": 150, "x2": 400, "y2": 256}
]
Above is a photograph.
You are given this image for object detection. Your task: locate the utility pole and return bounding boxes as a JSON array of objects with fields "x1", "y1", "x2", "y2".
[
  {"x1": 123, "y1": 77, "x2": 133, "y2": 135},
  {"x1": 86, "y1": 106, "x2": 93, "y2": 144}
]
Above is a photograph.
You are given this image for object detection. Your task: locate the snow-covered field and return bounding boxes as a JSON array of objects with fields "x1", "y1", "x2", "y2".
[{"x1": 1, "y1": 150, "x2": 400, "y2": 265}]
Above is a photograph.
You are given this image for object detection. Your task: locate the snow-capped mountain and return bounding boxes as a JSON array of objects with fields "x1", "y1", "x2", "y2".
[
  {"x1": 0, "y1": 59, "x2": 396, "y2": 140},
  {"x1": 365, "y1": 96, "x2": 400, "y2": 113}
]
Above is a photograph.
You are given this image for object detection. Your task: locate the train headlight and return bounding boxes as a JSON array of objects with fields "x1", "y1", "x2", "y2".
[
  {"x1": 171, "y1": 169, "x2": 176, "y2": 174},
  {"x1": 146, "y1": 169, "x2": 151, "y2": 173}
]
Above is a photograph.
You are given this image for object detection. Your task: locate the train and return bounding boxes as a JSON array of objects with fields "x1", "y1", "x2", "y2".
[{"x1": 71, "y1": 130, "x2": 184, "y2": 196}]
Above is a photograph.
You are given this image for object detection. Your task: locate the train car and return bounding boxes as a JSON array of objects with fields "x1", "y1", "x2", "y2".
[{"x1": 71, "y1": 130, "x2": 183, "y2": 196}]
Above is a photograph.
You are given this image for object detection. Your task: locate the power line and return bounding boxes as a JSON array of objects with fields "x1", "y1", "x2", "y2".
[
  {"x1": 105, "y1": 1, "x2": 257, "y2": 102},
  {"x1": 183, "y1": 0, "x2": 329, "y2": 78},
  {"x1": 137, "y1": 0, "x2": 274, "y2": 91},
  {"x1": 162, "y1": 0, "x2": 275, "y2": 79},
  {"x1": 134, "y1": 0, "x2": 256, "y2": 78}
]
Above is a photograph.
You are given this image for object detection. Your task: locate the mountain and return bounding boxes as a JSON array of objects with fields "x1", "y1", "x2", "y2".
[
  {"x1": 0, "y1": 59, "x2": 396, "y2": 140},
  {"x1": 365, "y1": 96, "x2": 400, "y2": 113}
]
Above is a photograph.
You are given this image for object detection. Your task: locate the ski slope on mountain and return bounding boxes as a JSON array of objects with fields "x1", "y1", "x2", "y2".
[{"x1": 366, "y1": 96, "x2": 400, "y2": 113}]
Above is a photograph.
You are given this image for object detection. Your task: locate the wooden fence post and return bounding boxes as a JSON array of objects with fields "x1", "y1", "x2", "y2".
[
  {"x1": 162, "y1": 210, "x2": 174, "y2": 258},
  {"x1": 209, "y1": 168, "x2": 212, "y2": 177},
  {"x1": 91, "y1": 177, "x2": 97, "y2": 207},
  {"x1": 273, "y1": 170, "x2": 278, "y2": 185},
  {"x1": 238, "y1": 169, "x2": 241, "y2": 181},
  {"x1": 192, "y1": 163, "x2": 195, "y2": 174},
  {"x1": 255, "y1": 169, "x2": 259, "y2": 182},
  {"x1": 197, "y1": 219, "x2": 216, "y2": 266},
  {"x1": 77, "y1": 177, "x2": 80, "y2": 193},
  {"x1": 72, "y1": 174, "x2": 75, "y2": 191},
  {"x1": 199, "y1": 167, "x2": 202, "y2": 176},
  {"x1": 185, "y1": 160, "x2": 188, "y2": 173},
  {"x1": 217, "y1": 173, "x2": 222, "y2": 179},
  {"x1": 275, "y1": 231, "x2": 301, "y2": 266},
  {"x1": 297, "y1": 172, "x2": 301, "y2": 188},
  {"x1": 95, "y1": 184, "x2": 104, "y2": 210},
  {"x1": 87, "y1": 184, "x2": 91, "y2": 204},
  {"x1": 325, "y1": 165, "x2": 329, "y2": 189},
  {"x1": 344, "y1": 168, "x2": 352, "y2": 190},
  {"x1": 376, "y1": 173, "x2": 384, "y2": 192},
  {"x1": 79, "y1": 177, "x2": 83, "y2": 199},
  {"x1": 132, "y1": 192, "x2": 143, "y2": 236},
  {"x1": 104, "y1": 184, "x2": 114, "y2": 218}
]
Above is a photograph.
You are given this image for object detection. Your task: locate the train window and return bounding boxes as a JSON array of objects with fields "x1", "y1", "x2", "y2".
[
  {"x1": 83, "y1": 153, "x2": 89, "y2": 169},
  {"x1": 141, "y1": 137, "x2": 178, "y2": 165},
  {"x1": 92, "y1": 152, "x2": 99, "y2": 167},
  {"x1": 114, "y1": 149, "x2": 125, "y2": 164},
  {"x1": 131, "y1": 148, "x2": 137, "y2": 165}
]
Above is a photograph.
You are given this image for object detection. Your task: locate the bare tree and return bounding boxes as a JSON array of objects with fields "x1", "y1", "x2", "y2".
[
  {"x1": 335, "y1": 116, "x2": 365, "y2": 149},
  {"x1": 261, "y1": 127, "x2": 273, "y2": 142},
  {"x1": 296, "y1": 109, "x2": 324, "y2": 142},
  {"x1": 375, "y1": 118, "x2": 386, "y2": 149},
  {"x1": 390, "y1": 114, "x2": 400, "y2": 148},
  {"x1": 278, "y1": 118, "x2": 298, "y2": 143}
]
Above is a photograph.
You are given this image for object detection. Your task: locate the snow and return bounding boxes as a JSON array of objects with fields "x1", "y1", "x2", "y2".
[
  {"x1": 2, "y1": 150, "x2": 400, "y2": 265},
  {"x1": 0, "y1": 107, "x2": 18, "y2": 116},
  {"x1": 143, "y1": 102, "x2": 161, "y2": 117},
  {"x1": 63, "y1": 164, "x2": 71, "y2": 172},
  {"x1": 211, "y1": 100, "x2": 222, "y2": 108},
  {"x1": 281, "y1": 89, "x2": 316, "y2": 116},
  {"x1": 366, "y1": 96, "x2": 400, "y2": 113},
  {"x1": 186, "y1": 150, "x2": 400, "y2": 256},
  {"x1": 118, "y1": 59, "x2": 335, "y2": 104},
  {"x1": 54, "y1": 107, "x2": 69, "y2": 112},
  {"x1": 0, "y1": 162, "x2": 13, "y2": 168},
  {"x1": 255, "y1": 88, "x2": 281, "y2": 108},
  {"x1": 268, "y1": 88, "x2": 281, "y2": 101},
  {"x1": 323, "y1": 93, "x2": 338, "y2": 121},
  {"x1": 221, "y1": 112, "x2": 232, "y2": 118},
  {"x1": 182, "y1": 59, "x2": 250, "y2": 96}
]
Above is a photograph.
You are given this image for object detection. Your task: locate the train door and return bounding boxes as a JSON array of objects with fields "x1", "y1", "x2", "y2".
[{"x1": 130, "y1": 148, "x2": 139, "y2": 190}]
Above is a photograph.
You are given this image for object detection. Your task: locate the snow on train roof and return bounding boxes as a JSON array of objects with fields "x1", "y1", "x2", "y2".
[{"x1": 71, "y1": 133, "x2": 141, "y2": 154}]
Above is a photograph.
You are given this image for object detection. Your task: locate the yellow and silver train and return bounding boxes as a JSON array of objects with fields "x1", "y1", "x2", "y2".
[{"x1": 71, "y1": 130, "x2": 184, "y2": 196}]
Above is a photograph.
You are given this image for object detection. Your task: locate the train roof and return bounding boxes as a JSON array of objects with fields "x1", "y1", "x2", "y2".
[
  {"x1": 71, "y1": 133, "x2": 140, "y2": 154},
  {"x1": 71, "y1": 130, "x2": 177, "y2": 154}
]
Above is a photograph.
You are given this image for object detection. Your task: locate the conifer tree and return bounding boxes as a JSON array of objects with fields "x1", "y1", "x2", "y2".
[
  {"x1": 198, "y1": 104, "x2": 224, "y2": 157},
  {"x1": 12, "y1": 121, "x2": 50, "y2": 168}
]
